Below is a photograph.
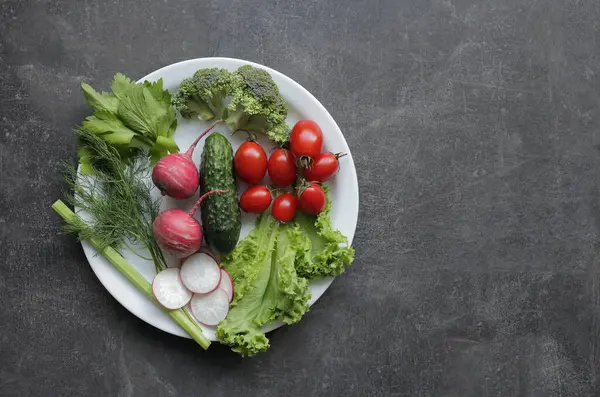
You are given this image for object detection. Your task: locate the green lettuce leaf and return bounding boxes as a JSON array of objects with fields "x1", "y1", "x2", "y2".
[
  {"x1": 217, "y1": 213, "x2": 278, "y2": 356},
  {"x1": 217, "y1": 213, "x2": 310, "y2": 357},
  {"x1": 271, "y1": 225, "x2": 311, "y2": 325},
  {"x1": 293, "y1": 196, "x2": 355, "y2": 278},
  {"x1": 217, "y1": 191, "x2": 353, "y2": 356}
]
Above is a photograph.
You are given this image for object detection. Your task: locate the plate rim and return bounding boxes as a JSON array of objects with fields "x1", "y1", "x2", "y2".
[{"x1": 80, "y1": 57, "x2": 359, "y2": 340}]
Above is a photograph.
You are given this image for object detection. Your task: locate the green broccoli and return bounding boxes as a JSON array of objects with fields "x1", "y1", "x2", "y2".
[
  {"x1": 172, "y1": 68, "x2": 239, "y2": 121},
  {"x1": 224, "y1": 65, "x2": 290, "y2": 144}
]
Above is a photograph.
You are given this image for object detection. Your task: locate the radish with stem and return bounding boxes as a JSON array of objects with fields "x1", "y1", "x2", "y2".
[
  {"x1": 153, "y1": 189, "x2": 228, "y2": 258},
  {"x1": 152, "y1": 120, "x2": 222, "y2": 199}
]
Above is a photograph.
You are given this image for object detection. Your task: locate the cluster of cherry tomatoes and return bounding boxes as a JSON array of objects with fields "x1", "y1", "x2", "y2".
[{"x1": 233, "y1": 119, "x2": 346, "y2": 222}]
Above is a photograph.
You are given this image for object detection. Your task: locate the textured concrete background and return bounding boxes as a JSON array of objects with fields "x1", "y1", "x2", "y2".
[{"x1": 2, "y1": 0, "x2": 600, "y2": 396}]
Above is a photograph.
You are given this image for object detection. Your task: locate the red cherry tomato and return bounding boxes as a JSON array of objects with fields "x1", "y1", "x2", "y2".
[
  {"x1": 271, "y1": 193, "x2": 297, "y2": 222},
  {"x1": 234, "y1": 141, "x2": 267, "y2": 185},
  {"x1": 296, "y1": 182, "x2": 327, "y2": 215},
  {"x1": 303, "y1": 152, "x2": 346, "y2": 182},
  {"x1": 290, "y1": 120, "x2": 323, "y2": 160},
  {"x1": 268, "y1": 149, "x2": 297, "y2": 187},
  {"x1": 239, "y1": 185, "x2": 272, "y2": 214}
]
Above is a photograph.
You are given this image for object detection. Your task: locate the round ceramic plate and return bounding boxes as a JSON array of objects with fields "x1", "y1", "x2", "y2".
[{"x1": 80, "y1": 57, "x2": 359, "y2": 340}]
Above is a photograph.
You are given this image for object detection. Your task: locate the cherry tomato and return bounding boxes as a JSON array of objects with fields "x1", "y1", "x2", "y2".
[
  {"x1": 239, "y1": 185, "x2": 272, "y2": 214},
  {"x1": 290, "y1": 120, "x2": 323, "y2": 160},
  {"x1": 234, "y1": 141, "x2": 267, "y2": 185},
  {"x1": 271, "y1": 193, "x2": 297, "y2": 222},
  {"x1": 268, "y1": 149, "x2": 297, "y2": 186},
  {"x1": 303, "y1": 152, "x2": 346, "y2": 182},
  {"x1": 296, "y1": 182, "x2": 327, "y2": 215}
]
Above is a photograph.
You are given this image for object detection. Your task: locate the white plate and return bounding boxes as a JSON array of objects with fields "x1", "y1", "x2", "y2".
[{"x1": 80, "y1": 57, "x2": 359, "y2": 341}]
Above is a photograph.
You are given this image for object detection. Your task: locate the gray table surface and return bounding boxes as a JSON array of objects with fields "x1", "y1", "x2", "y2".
[{"x1": 2, "y1": 0, "x2": 600, "y2": 396}]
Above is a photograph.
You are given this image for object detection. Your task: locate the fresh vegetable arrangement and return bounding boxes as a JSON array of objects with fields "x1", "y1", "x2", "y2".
[{"x1": 52, "y1": 64, "x2": 355, "y2": 357}]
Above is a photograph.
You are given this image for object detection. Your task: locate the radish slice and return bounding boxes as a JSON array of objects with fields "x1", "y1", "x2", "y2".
[
  {"x1": 180, "y1": 253, "x2": 221, "y2": 294},
  {"x1": 219, "y1": 268, "x2": 234, "y2": 302},
  {"x1": 189, "y1": 289, "x2": 230, "y2": 326},
  {"x1": 152, "y1": 268, "x2": 192, "y2": 310},
  {"x1": 197, "y1": 246, "x2": 220, "y2": 263}
]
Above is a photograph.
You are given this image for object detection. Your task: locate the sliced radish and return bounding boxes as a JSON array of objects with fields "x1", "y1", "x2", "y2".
[
  {"x1": 219, "y1": 268, "x2": 234, "y2": 302},
  {"x1": 180, "y1": 253, "x2": 221, "y2": 294},
  {"x1": 197, "y1": 246, "x2": 219, "y2": 263},
  {"x1": 189, "y1": 289, "x2": 230, "y2": 326},
  {"x1": 152, "y1": 268, "x2": 192, "y2": 310}
]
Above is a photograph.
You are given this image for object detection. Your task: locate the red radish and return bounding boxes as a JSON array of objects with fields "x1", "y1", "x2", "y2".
[
  {"x1": 152, "y1": 268, "x2": 192, "y2": 310},
  {"x1": 180, "y1": 253, "x2": 221, "y2": 294},
  {"x1": 219, "y1": 268, "x2": 234, "y2": 302},
  {"x1": 197, "y1": 247, "x2": 219, "y2": 263},
  {"x1": 152, "y1": 120, "x2": 221, "y2": 199},
  {"x1": 189, "y1": 289, "x2": 230, "y2": 326},
  {"x1": 153, "y1": 190, "x2": 227, "y2": 258}
]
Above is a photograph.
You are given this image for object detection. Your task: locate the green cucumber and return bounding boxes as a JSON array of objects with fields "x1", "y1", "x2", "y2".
[{"x1": 199, "y1": 132, "x2": 241, "y2": 253}]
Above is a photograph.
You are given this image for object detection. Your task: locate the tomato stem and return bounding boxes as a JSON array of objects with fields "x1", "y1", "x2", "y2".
[{"x1": 296, "y1": 155, "x2": 313, "y2": 169}]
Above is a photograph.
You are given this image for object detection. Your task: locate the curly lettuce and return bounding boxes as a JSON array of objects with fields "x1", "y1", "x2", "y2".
[
  {"x1": 293, "y1": 197, "x2": 355, "y2": 278},
  {"x1": 217, "y1": 214, "x2": 310, "y2": 357},
  {"x1": 217, "y1": 192, "x2": 354, "y2": 357}
]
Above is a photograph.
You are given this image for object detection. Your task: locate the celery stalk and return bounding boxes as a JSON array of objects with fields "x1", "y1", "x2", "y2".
[{"x1": 52, "y1": 200, "x2": 211, "y2": 350}]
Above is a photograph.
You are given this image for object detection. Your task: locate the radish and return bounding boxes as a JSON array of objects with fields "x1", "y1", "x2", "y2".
[
  {"x1": 153, "y1": 190, "x2": 227, "y2": 258},
  {"x1": 152, "y1": 268, "x2": 193, "y2": 309},
  {"x1": 152, "y1": 120, "x2": 221, "y2": 199},
  {"x1": 219, "y1": 268, "x2": 234, "y2": 302},
  {"x1": 197, "y1": 246, "x2": 219, "y2": 263},
  {"x1": 180, "y1": 253, "x2": 221, "y2": 294},
  {"x1": 189, "y1": 289, "x2": 230, "y2": 326}
]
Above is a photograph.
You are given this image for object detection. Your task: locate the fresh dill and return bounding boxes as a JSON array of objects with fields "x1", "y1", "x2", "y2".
[{"x1": 64, "y1": 129, "x2": 168, "y2": 273}]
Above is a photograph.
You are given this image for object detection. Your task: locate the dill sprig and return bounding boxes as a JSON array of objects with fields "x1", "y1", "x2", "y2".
[{"x1": 64, "y1": 129, "x2": 168, "y2": 273}]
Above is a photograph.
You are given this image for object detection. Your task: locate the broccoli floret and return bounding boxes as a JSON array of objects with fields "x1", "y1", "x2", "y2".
[
  {"x1": 224, "y1": 65, "x2": 290, "y2": 144},
  {"x1": 172, "y1": 65, "x2": 291, "y2": 144},
  {"x1": 172, "y1": 68, "x2": 239, "y2": 121}
]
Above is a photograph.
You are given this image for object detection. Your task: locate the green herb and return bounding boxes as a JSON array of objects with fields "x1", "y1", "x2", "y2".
[
  {"x1": 80, "y1": 73, "x2": 178, "y2": 171},
  {"x1": 64, "y1": 129, "x2": 167, "y2": 273},
  {"x1": 52, "y1": 200, "x2": 210, "y2": 350}
]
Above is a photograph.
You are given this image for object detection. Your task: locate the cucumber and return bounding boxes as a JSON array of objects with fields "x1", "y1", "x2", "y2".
[{"x1": 199, "y1": 132, "x2": 241, "y2": 253}]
